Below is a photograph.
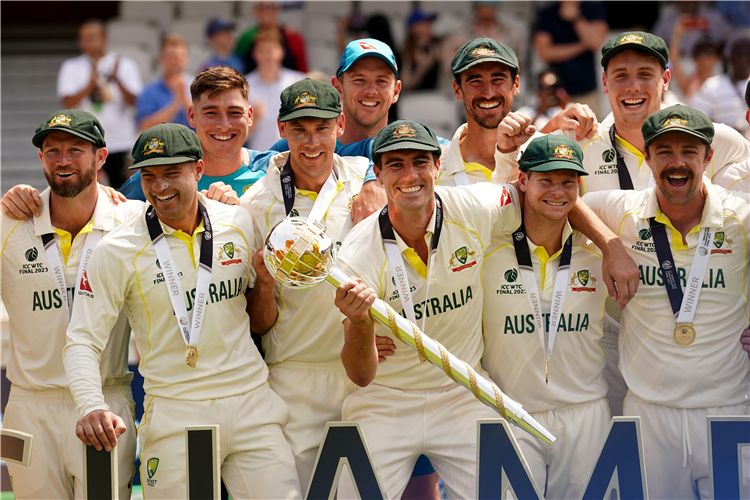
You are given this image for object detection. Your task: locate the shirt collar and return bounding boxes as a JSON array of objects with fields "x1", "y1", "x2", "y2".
[
  {"x1": 266, "y1": 151, "x2": 346, "y2": 202},
  {"x1": 392, "y1": 202, "x2": 437, "y2": 255},
  {"x1": 34, "y1": 184, "x2": 116, "y2": 236}
]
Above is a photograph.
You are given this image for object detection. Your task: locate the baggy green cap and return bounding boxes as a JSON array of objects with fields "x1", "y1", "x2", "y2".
[
  {"x1": 130, "y1": 123, "x2": 203, "y2": 170},
  {"x1": 642, "y1": 105, "x2": 714, "y2": 149},
  {"x1": 601, "y1": 31, "x2": 669, "y2": 69},
  {"x1": 372, "y1": 120, "x2": 442, "y2": 165},
  {"x1": 519, "y1": 135, "x2": 588, "y2": 175},
  {"x1": 278, "y1": 79, "x2": 342, "y2": 122},
  {"x1": 32, "y1": 109, "x2": 106, "y2": 149},
  {"x1": 451, "y1": 37, "x2": 519, "y2": 77}
]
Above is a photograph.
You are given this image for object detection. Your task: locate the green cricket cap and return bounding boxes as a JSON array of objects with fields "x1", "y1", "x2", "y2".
[
  {"x1": 451, "y1": 37, "x2": 519, "y2": 77},
  {"x1": 130, "y1": 123, "x2": 203, "y2": 170},
  {"x1": 519, "y1": 135, "x2": 588, "y2": 175},
  {"x1": 642, "y1": 105, "x2": 714, "y2": 149},
  {"x1": 278, "y1": 79, "x2": 342, "y2": 122},
  {"x1": 371, "y1": 120, "x2": 441, "y2": 165},
  {"x1": 32, "y1": 109, "x2": 106, "y2": 149},
  {"x1": 601, "y1": 31, "x2": 669, "y2": 70}
]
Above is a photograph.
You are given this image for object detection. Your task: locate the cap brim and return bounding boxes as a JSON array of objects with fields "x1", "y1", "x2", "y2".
[
  {"x1": 129, "y1": 156, "x2": 199, "y2": 170},
  {"x1": 279, "y1": 108, "x2": 342, "y2": 122},
  {"x1": 521, "y1": 160, "x2": 588, "y2": 176},
  {"x1": 373, "y1": 140, "x2": 441, "y2": 157},
  {"x1": 453, "y1": 56, "x2": 518, "y2": 76},
  {"x1": 337, "y1": 53, "x2": 398, "y2": 78},
  {"x1": 32, "y1": 128, "x2": 102, "y2": 149},
  {"x1": 644, "y1": 128, "x2": 711, "y2": 149},
  {"x1": 602, "y1": 45, "x2": 667, "y2": 69}
]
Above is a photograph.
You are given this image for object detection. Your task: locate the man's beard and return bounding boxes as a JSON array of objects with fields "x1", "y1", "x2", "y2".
[
  {"x1": 45, "y1": 162, "x2": 97, "y2": 198},
  {"x1": 466, "y1": 97, "x2": 512, "y2": 130}
]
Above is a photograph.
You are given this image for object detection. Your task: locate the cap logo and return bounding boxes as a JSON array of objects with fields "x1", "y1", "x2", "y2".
[
  {"x1": 553, "y1": 144, "x2": 575, "y2": 159},
  {"x1": 663, "y1": 116, "x2": 688, "y2": 129},
  {"x1": 471, "y1": 46, "x2": 495, "y2": 58},
  {"x1": 359, "y1": 41, "x2": 377, "y2": 51},
  {"x1": 294, "y1": 92, "x2": 317, "y2": 108},
  {"x1": 392, "y1": 124, "x2": 417, "y2": 138},
  {"x1": 49, "y1": 115, "x2": 72, "y2": 127},
  {"x1": 619, "y1": 34, "x2": 644, "y2": 45},
  {"x1": 143, "y1": 138, "x2": 165, "y2": 155}
]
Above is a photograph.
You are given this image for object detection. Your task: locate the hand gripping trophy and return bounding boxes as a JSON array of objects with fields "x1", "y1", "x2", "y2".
[{"x1": 264, "y1": 217, "x2": 556, "y2": 445}]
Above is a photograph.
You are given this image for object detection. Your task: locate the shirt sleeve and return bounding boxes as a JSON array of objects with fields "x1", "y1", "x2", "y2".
[
  {"x1": 709, "y1": 123, "x2": 750, "y2": 180},
  {"x1": 64, "y1": 241, "x2": 131, "y2": 418},
  {"x1": 581, "y1": 190, "x2": 625, "y2": 232},
  {"x1": 115, "y1": 56, "x2": 143, "y2": 95},
  {"x1": 57, "y1": 58, "x2": 89, "y2": 98},
  {"x1": 269, "y1": 138, "x2": 288, "y2": 152},
  {"x1": 136, "y1": 85, "x2": 166, "y2": 123}
]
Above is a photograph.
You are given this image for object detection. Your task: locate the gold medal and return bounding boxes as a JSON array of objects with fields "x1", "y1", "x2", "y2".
[
  {"x1": 674, "y1": 324, "x2": 695, "y2": 346},
  {"x1": 186, "y1": 345, "x2": 199, "y2": 368}
]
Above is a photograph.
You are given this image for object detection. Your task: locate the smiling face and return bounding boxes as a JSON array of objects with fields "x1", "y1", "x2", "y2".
[
  {"x1": 141, "y1": 161, "x2": 204, "y2": 232},
  {"x1": 189, "y1": 88, "x2": 252, "y2": 164},
  {"x1": 645, "y1": 132, "x2": 712, "y2": 207},
  {"x1": 519, "y1": 169, "x2": 580, "y2": 223},
  {"x1": 454, "y1": 61, "x2": 519, "y2": 129},
  {"x1": 332, "y1": 57, "x2": 400, "y2": 132},
  {"x1": 39, "y1": 132, "x2": 105, "y2": 198},
  {"x1": 603, "y1": 50, "x2": 670, "y2": 130},
  {"x1": 376, "y1": 149, "x2": 439, "y2": 217},
  {"x1": 279, "y1": 115, "x2": 344, "y2": 188}
]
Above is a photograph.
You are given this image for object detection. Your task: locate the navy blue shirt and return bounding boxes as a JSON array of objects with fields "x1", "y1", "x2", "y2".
[{"x1": 534, "y1": 2, "x2": 607, "y2": 95}]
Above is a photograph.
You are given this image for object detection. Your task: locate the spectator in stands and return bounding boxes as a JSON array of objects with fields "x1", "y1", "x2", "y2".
[
  {"x1": 57, "y1": 19, "x2": 142, "y2": 189},
  {"x1": 245, "y1": 29, "x2": 304, "y2": 150},
  {"x1": 199, "y1": 18, "x2": 244, "y2": 73},
  {"x1": 400, "y1": 9, "x2": 443, "y2": 91},
  {"x1": 448, "y1": 1, "x2": 526, "y2": 67},
  {"x1": 669, "y1": 14, "x2": 721, "y2": 104},
  {"x1": 136, "y1": 34, "x2": 193, "y2": 131},
  {"x1": 692, "y1": 32, "x2": 750, "y2": 137},
  {"x1": 653, "y1": 1, "x2": 732, "y2": 55},
  {"x1": 515, "y1": 69, "x2": 571, "y2": 129},
  {"x1": 235, "y1": 1, "x2": 308, "y2": 75},
  {"x1": 716, "y1": 1, "x2": 750, "y2": 29},
  {"x1": 533, "y1": 1, "x2": 609, "y2": 118}
]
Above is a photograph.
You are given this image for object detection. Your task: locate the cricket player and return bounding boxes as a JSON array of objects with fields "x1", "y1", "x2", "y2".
[
  {"x1": 240, "y1": 78, "x2": 369, "y2": 494},
  {"x1": 583, "y1": 105, "x2": 750, "y2": 499},
  {"x1": 63, "y1": 123, "x2": 301, "y2": 499},
  {"x1": 482, "y1": 135, "x2": 610, "y2": 498},
  {"x1": 334, "y1": 119, "x2": 637, "y2": 498},
  {"x1": 0, "y1": 110, "x2": 140, "y2": 498},
  {"x1": 437, "y1": 37, "x2": 598, "y2": 187}
]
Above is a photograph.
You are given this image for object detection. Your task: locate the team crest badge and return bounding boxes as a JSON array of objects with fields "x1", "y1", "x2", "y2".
[
  {"x1": 663, "y1": 116, "x2": 688, "y2": 129},
  {"x1": 294, "y1": 92, "x2": 317, "y2": 107},
  {"x1": 570, "y1": 270, "x2": 597, "y2": 292},
  {"x1": 471, "y1": 46, "x2": 495, "y2": 58},
  {"x1": 619, "y1": 34, "x2": 644, "y2": 45},
  {"x1": 449, "y1": 246, "x2": 477, "y2": 272},
  {"x1": 504, "y1": 268, "x2": 518, "y2": 283},
  {"x1": 24, "y1": 248, "x2": 38, "y2": 262},
  {"x1": 223, "y1": 242, "x2": 234, "y2": 259},
  {"x1": 638, "y1": 228, "x2": 652, "y2": 240},
  {"x1": 217, "y1": 241, "x2": 242, "y2": 266},
  {"x1": 553, "y1": 144, "x2": 575, "y2": 159},
  {"x1": 143, "y1": 138, "x2": 165, "y2": 155},
  {"x1": 602, "y1": 149, "x2": 615, "y2": 163},
  {"x1": 392, "y1": 124, "x2": 417, "y2": 138},
  {"x1": 712, "y1": 231, "x2": 733, "y2": 254},
  {"x1": 48, "y1": 114, "x2": 72, "y2": 127},
  {"x1": 147, "y1": 458, "x2": 159, "y2": 479}
]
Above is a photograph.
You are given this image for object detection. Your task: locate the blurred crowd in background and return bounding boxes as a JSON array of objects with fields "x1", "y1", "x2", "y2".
[{"x1": 31, "y1": 1, "x2": 750, "y2": 187}]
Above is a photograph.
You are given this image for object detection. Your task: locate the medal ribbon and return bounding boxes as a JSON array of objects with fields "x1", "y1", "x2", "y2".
[
  {"x1": 146, "y1": 202, "x2": 213, "y2": 352},
  {"x1": 379, "y1": 195, "x2": 444, "y2": 336},
  {"x1": 512, "y1": 223, "x2": 573, "y2": 370},
  {"x1": 452, "y1": 170, "x2": 470, "y2": 186},
  {"x1": 42, "y1": 229, "x2": 102, "y2": 320},
  {"x1": 648, "y1": 218, "x2": 714, "y2": 323},
  {"x1": 279, "y1": 157, "x2": 339, "y2": 222},
  {"x1": 609, "y1": 125, "x2": 635, "y2": 190}
]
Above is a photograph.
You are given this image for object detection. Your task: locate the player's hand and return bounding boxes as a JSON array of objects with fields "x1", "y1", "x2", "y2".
[
  {"x1": 100, "y1": 184, "x2": 127, "y2": 205},
  {"x1": 741, "y1": 327, "x2": 750, "y2": 359},
  {"x1": 545, "y1": 103, "x2": 598, "y2": 141},
  {"x1": 601, "y1": 239, "x2": 639, "y2": 310},
  {"x1": 496, "y1": 112, "x2": 535, "y2": 154},
  {"x1": 201, "y1": 182, "x2": 239, "y2": 206},
  {"x1": 1, "y1": 184, "x2": 42, "y2": 220},
  {"x1": 335, "y1": 278, "x2": 376, "y2": 327},
  {"x1": 375, "y1": 335, "x2": 396, "y2": 361},
  {"x1": 351, "y1": 181, "x2": 386, "y2": 225},
  {"x1": 251, "y1": 247, "x2": 275, "y2": 289},
  {"x1": 76, "y1": 410, "x2": 126, "y2": 452}
]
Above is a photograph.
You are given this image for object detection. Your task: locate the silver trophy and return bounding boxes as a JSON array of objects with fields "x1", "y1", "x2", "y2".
[{"x1": 264, "y1": 217, "x2": 555, "y2": 445}]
